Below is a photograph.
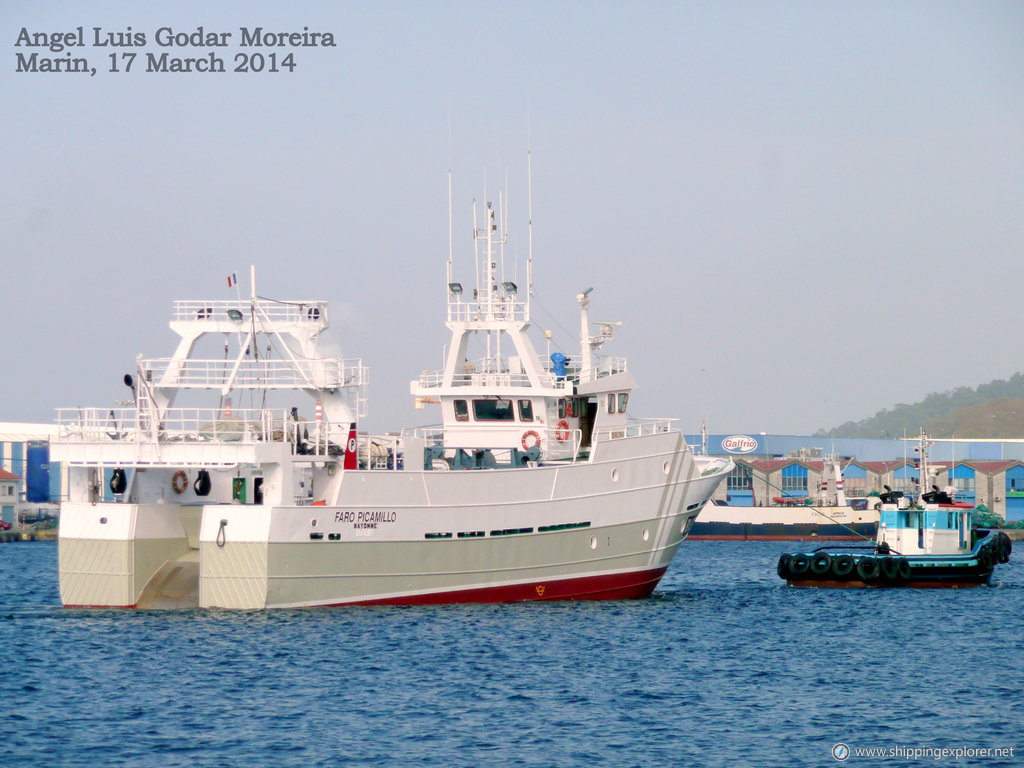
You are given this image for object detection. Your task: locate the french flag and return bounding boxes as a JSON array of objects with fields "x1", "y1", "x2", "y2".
[{"x1": 227, "y1": 272, "x2": 238, "y2": 288}]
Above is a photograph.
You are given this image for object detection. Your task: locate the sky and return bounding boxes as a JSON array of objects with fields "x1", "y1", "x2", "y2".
[{"x1": 2, "y1": 1, "x2": 1023, "y2": 436}]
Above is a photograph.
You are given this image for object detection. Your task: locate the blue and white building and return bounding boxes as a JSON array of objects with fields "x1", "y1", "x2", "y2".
[{"x1": 0, "y1": 423, "x2": 64, "y2": 523}]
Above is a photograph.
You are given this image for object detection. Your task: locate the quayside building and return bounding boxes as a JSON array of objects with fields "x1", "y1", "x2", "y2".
[
  {"x1": 686, "y1": 432, "x2": 1024, "y2": 523},
  {"x1": 0, "y1": 423, "x2": 63, "y2": 527}
]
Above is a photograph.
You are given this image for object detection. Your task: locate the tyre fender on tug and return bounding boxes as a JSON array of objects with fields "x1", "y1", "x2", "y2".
[
  {"x1": 788, "y1": 553, "x2": 811, "y2": 576},
  {"x1": 777, "y1": 553, "x2": 792, "y2": 578},
  {"x1": 856, "y1": 556, "x2": 880, "y2": 582},
  {"x1": 896, "y1": 557, "x2": 912, "y2": 580},
  {"x1": 879, "y1": 556, "x2": 899, "y2": 581},
  {"x1": 810, "y1": 552, "x2": 832, "y2": 575},
  {"x1": 831, "y1": 554, "x2": 855, "y2": 578}
]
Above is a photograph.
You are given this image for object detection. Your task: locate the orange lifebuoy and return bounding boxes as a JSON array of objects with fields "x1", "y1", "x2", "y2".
[
  {"x1": 521, "y1": 430, "x2": 540, "y2": 451},
  {"x1": 171, "y1": 470, "x2": 188, "y2": 495},
  {"x1": 556, "y1": 420, "x2": 570, "y2": 442}
]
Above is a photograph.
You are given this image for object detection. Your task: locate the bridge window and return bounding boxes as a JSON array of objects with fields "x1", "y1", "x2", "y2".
[
  {"x1": 607, "y1": 394, "x2": 616, "y2": 414},
  {"x1": 518, "y1": 399, "x2": 534, "y2": 422},
  {"x1": 618, "y1": 393, "x2": 629, "y2": 413},
  {"x1": 454, "y1": 400, "x2": 469, "y2": 422},
  {"x1": 473, "y1": 399, "x2": 514, "y2": 421}
]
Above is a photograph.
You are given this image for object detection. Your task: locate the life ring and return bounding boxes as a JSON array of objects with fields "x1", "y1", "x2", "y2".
[
  {"x1": 171, "y1": 470, "x2": 188, "y2": 495},
  {"x1": 556, "y1": 420, "x2": 570, "y2": 442},
  {"x1": 521, "y1": 430, "x2": 541, "y2": 451}
]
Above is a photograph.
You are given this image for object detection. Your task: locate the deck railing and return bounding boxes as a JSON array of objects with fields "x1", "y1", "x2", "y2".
[
  {"x1": 593, "y1": 418, "x2": 677, "y2": 442},
  {"x1": 417, "y1": 356, "x2": 627, "y2": 389},
  {"x1": 54, "y1": 408, "x2": 353, "y2": 457},
  {"x1": 173, "y1": 300, "x2": 328, "y2": 325},
  {"x1": 140, "y1": 357, "x2": 367, "y2": 390}
]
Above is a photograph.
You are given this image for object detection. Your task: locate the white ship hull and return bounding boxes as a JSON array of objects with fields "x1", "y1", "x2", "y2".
[
  {"x1": 689, "y1": 502, "x2": 878, "y2": 540},
  {"x1": 59, "y1": 432, "x2": 730, "y2": 608}
]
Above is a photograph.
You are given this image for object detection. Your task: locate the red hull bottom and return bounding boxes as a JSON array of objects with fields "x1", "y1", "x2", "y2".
[
  {"x1": 67, "y1": 566, "x2": 670, "y2": 609},
  {"x1": 333, "y1": 566, "x2": 670, "y2": 607}
]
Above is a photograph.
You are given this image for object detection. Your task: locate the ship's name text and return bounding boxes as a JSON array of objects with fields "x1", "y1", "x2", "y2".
[{"x1": 334, "y1": 510, "x2": 398, "y2": 529}]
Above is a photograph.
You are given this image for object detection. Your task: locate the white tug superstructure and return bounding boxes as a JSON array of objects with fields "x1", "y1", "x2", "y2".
[{"x1": 55, "y1": 186, "x2": 732, "y2": 609}]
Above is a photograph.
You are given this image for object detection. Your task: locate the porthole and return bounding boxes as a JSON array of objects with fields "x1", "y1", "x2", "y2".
[
  {"x1": 611, "y1": 468, "x2": 619, "y2": 482},
  {"x1": 662, "y1": 461, "x2": 671, "y2": 475},
  {"x1": 311, "y1": 519, "x2": 318, "y2": 527},
  {"x1": 590, "y1": 536, "x2": 598, "y2": 550},
  {"x1": 99, "y1": 517, "x2": 108, "y2": 525},
  {"x1": 642, "y1": 528, "x2": 650, "y2": 542}
]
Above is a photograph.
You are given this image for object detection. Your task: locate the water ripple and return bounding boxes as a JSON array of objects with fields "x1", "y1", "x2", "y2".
[{"x1": 1, "y1": 541, "x2": 1022, "y2": 767}]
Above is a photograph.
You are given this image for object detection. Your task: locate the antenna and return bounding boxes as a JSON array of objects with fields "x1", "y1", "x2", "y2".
[
  {"x1": 447, "y1": 111, "x2": 454, "y2": 290},
  {"x1": 448, "y1": 168, "x2": 453, "y2": 288},
  {"x1": 499, "y1": 187, "x2": 506, "y2": 289},
  {"x1": 472, "y1": 198, "x2": 480, "y2": 306},
  {"x1": 527, "y1": 147, "x2": 533, "y2": 319}
]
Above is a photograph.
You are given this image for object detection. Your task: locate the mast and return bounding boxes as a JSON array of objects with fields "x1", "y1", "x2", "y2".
[
  {"x1": 578, "y1": 287, "x2": 594, "y2": 379},
  {"x1": 916, "y1": 427, "x2": 933, "y2": 499},
  {"x1": 833, "y1": 456, "x2": 847, "y2": 507}
]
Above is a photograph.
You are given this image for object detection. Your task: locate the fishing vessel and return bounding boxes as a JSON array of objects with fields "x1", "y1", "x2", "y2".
[
  {"x1": 54, "y1": 184, "x2": 732, "y2": 609},
  {"x1": 777, "y1": 430, "x2": 1012, "y2": 587},
  {"x1": 689, "y1": 455, "x2": 877, "y2": 540}
]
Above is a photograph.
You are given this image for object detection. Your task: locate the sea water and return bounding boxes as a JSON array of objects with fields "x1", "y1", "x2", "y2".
[{"x1": 1, "y1": 541, "x2": 1021, "y2": 768}]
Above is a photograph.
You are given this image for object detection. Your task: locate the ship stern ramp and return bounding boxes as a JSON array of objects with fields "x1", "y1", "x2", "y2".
[{"x1": 59, "y1": 503, "x2": 197, "y2": 608}]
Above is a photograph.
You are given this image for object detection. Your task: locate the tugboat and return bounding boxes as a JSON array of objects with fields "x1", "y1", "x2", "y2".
[{"x1": 777, "y1": 429, "x2": 1012, "y2": 588}]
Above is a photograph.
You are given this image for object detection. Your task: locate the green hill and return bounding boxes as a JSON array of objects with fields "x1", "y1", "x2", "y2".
[{"x1": 816, "y1": 373, "x2": 1024, "y2": 438}]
